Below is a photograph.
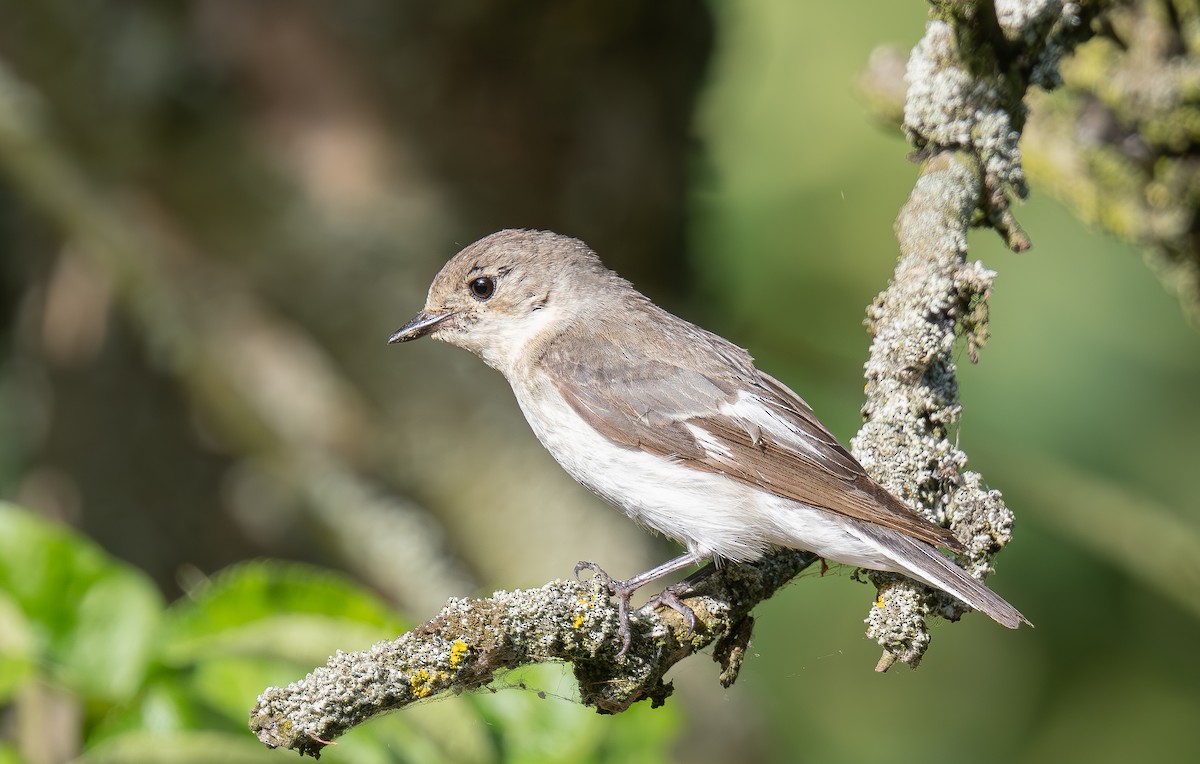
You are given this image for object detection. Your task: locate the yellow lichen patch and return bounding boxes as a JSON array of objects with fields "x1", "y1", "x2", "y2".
[
  {"x1": 875, "y1": 583, "x2": 893, "y2": 608},
  {"x1": 448, "y1": 639, "x2": 469, "y2": 669},
  {"x1": 573, "y1": 596, "x2": 593, "y2": 628},
  {"x1": 409, "y1": 669, "x2": 434, "y2": 698}
]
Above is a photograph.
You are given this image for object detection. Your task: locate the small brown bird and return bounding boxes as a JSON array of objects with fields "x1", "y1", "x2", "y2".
[{"x1": 391, "y1": 229, "x2": 1028, "y2": 649}]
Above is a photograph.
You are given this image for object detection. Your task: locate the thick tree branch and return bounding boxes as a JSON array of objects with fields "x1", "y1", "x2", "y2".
[
  {"x1": 852, "y1": 151, "x2": 1011, "y2": 670},
  {"x1": 861, "y1": 3, "x2": 1200, "y2": 326},
  {"x1": 250, "y1": 551, "x2": 817, "y2": 757},
  {"x1": 848, "y1": 1, "x2": 1108, "y2": 668}
]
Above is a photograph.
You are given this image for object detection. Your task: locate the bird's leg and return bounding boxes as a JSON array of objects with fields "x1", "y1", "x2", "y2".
[{"x1": 574, "y1": 551, "x2": 708, "y2": 655}]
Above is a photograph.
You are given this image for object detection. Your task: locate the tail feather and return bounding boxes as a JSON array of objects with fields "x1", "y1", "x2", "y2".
[{"x1": 846, "y1": 520, "x2": 1030, "y2": 629}]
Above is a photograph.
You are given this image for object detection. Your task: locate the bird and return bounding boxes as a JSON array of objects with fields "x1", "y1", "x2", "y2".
[{"x1": 389, "y1": 229, "x2": 1028, "y2": 651}]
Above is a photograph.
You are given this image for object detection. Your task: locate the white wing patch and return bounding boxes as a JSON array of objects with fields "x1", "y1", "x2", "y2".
[
  {"x1": 719, "y1": 390, "x2": 824, "y2": 459},
  {"x1": 685, "y1": 422, "x2": 733, "y2": 459}
]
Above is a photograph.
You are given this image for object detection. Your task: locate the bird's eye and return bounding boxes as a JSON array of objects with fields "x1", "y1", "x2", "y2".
[{"x1": 469, "y1": 276, "x2": 496, "y2": 300}]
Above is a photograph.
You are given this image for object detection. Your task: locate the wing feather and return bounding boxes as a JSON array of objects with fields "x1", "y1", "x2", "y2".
[{"x1": 541, "y1": 327, "x2": 963, "y2": 552}]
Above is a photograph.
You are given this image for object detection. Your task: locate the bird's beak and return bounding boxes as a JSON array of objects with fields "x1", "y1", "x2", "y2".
[{"x1": 387, "y1": 310, "x2": 456, "y2": 343}]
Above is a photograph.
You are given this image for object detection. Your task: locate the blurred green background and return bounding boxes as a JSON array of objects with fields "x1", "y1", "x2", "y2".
[{"x1": 1, "y1": 1, "x2": 1198, "y2": 763}]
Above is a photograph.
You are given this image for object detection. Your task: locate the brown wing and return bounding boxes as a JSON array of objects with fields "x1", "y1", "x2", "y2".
[{"x1": 542, "y1": 328, "x2": 963, "y2": 552}]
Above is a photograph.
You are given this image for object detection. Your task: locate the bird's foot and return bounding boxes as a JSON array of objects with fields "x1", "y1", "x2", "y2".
[
  {"x1": 646, "y1": 581, "x2": 698, "y2": 639},
  {"x1": 574, "y1": 560, "x2": 700, "y2": 655},
  {"x1": 575, "y1": 560, "x2": 638, "y2": 655}
]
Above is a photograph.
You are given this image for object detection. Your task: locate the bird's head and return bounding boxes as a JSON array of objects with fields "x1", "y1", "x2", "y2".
[{"x1": 389, "y1": 229, "x2": 618, "y2": 374}]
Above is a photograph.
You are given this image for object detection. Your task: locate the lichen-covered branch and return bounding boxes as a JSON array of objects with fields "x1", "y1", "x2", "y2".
[
  {"x1": 866, "y1": 3, "x2": 1200, "y2": 326},
  {"x1": 905, "y1": 0, "x2": 1108, "y2": 251},
  {"x1": 849, "y1": 1, "x2": 1108, "y2": 669},
  {"x1": 250, "y1": 550, "x2": 817, "y2": 757},
  {"x1": 1027, "y1": 1, "x2": 1200, "y2": 326},
  {"x1": 851, "y1": 151, "x2": 1012, "y2": 670}
]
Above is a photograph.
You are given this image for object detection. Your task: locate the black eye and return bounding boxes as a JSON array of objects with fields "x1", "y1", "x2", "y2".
[{"x1": 469, "y1": 276, "x2": 496, "y2": 300}]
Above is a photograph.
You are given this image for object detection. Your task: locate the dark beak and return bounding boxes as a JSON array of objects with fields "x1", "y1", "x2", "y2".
[{"x1": 387, "y1": 310, "x2": 455, "y2": 344}]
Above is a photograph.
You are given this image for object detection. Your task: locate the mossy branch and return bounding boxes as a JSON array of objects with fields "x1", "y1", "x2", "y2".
[
  {"x1": 250, "y1": 551, "x2": 817, "y2": 758},
  {"x1": 853, "y1": 151, "x2": 1013, "y2": 670},
  {"x1": 867, "y1": 2, "x2": 1200, "y2": 325},
  {"x1": 848, "y1": 1, "x2": 1109, "y2": 667}
]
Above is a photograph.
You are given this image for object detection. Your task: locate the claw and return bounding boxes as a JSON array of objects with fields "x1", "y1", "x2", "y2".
[
  {"x1": 576, "y1": 560, "x2": 637, "y2": 654},
  {"x1": 574, "y1": 560, "x2": 606, "y2": 582},
  {"x1": 573, "y1": 556, "x2": 706, "y2": 656},
  {"x1": 646, "y1": 583, "x2": 698, "y2": 638}
]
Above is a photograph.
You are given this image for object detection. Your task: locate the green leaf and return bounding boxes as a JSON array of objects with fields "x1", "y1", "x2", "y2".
[
  {"x1": 159, "y1": 560, "x2": 406, "y2": 667},
  {"x1": 62, "y1": 566, "x2": 164, "y2": 699},
  {"x1": 0, "y1": 504, "x2": 163, "y2": 702},
  {"x1": 87, "y1": 673, "x2": 205, "y2": 745},
  {"x1": 0, "y1": 590, "x2": 36, "y2": 702}
]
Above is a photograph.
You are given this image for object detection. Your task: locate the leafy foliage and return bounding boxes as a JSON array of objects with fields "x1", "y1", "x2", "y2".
[{"x1": 0, "y1": 504, "x2": 678, "y2": 762}]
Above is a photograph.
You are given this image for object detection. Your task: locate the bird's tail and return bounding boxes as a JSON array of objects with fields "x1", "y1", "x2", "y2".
[{"x1": 846, "y1": 519, "x2": 1030, "y2": 629}]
